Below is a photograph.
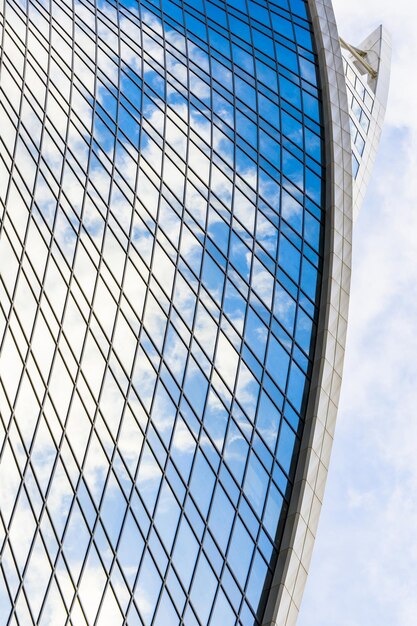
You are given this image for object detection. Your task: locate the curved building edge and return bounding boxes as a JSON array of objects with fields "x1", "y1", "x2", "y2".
[
  {"x1": 262, "y1": 1, "x2": 353, "y2": 624},
  {"x1": 348, "y1": 25, "x2": 392, "y2": 220}
]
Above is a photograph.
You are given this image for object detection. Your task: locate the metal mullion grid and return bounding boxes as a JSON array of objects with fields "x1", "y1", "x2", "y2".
[
  {"x1": 142, "y1": 35, "x2": 212, "y2": 109},
  {"x1": 220, "y1": 4, "x2": 284, "y2": 607},
  {"x1": 0, "y1": 0, "x2": 50, "y2": 454},
  {"x1": 175, "y1": 4, "x2": 241, "y2": 624},
  {"x1": 163, "y1": 356, "x2": 276, "y2": 515},
  {"x1": 205, "y1": 503, "x2": 270, "y2": 624},
  {"x1": 121, "y1": 5, "x2": 212, "y2": 623},
  {"x1": 92, "y1": 94, "x2": 140, "y2": 161},
  {"x1": 164, "y1": 1, "x2": 213, "y2": 64},
  {"x1": 9, "y1": 467, "x2": 74, "y2": 625},
  {"x1": 81, "y1": 4, "x2": 170, "y2": 623},
  {"x1": 0, "y1": 0, "x2": 91, "y2": 619},
  {"x1": 265, "y1": 0, "x2": 310, "y2": 440},
  {"x1": 257, "y1": 112, "x2": 281, "y2": 149},
  {"x1": 25, "y1": 19, "x2": 53, "y2": 89},
  {"x1": 0, "y1": 356, "x2": 43, "y2": 522},
  {"x1": 119, "y1": 442, "x2": 175, "y2": 624},
  {"x1": 147, "y1": 6, "x2": 222, "y2": 613},
  {"x1": 0, "y1": 280, "x2": 63, "y2": 442},
  {"x1": 221, "y1": 20, "x2": 282, "y2": 576},
  {"x1": 7, "y1": 8, "x2": 52, "y2": 109},
  {"x1": 47, "y1": 0, "x2": 75, "y2": 53},
  {"x1": 129, "y1": 80, "x2": 259, "y2": 224},
  {"x1": 109, "y1": 0, "x2": 142, "y2": 24},
  {"x1": 28, "y1": 0, "x2": 52, "y2": 26},
  {"x1": 47, "y1": 495, "x2": 111, "y2": 624},
  {"x1": 117, "y1": 13, "x2": 148, "y2": 67},
  {"x1": 300, "y1": 71, "x2": 320, "y2": 99},
  {"x1": 48, "y1": 11, "x2": 94, "y2": 91},
  {"x1": 0, "y1": 192, "x2": 33, "y2": 280},
  {"x1": 280, "y1": 24, "x2": 324, "y2": 425},
  {"x1": 106, "y1": 416, "x2": 211, "y2": 620},
  {"x1": 280, "y1": 110, "x2": 323, "y2": 171},
  {"x1": 238, "y1": 343, "x2": 288, "y2": 452},
  {"x1": 240, "y1": 247, "x2": 315, "y2": 376},
  {"x1": 68, "y1": 488, "x2": 131, "y2": 625},
  {"x1": 80, "y1": 7, "x2": 146, "y2": 622},
  {"x1": 1, "y1": 3, "x2": 78, "y2": 622},
  {"x1": 142, "y1": 12, "x2": 278, "y2": 136},
  {"x1": 194, "y1": 235, "x2": 295, "y2": 367},
  {"x1": 141, "y1": 0, "x2": 185, "y2": 42},
  {"x1": 123, "y1": 10, "x2": 195, "y2": 625},
  {"x1": 183, "y1": 45, "x2": 234, "y2": 621},
  {"x1": 208, "y1": 402, "x2": 283, "y2": 539},
  {"x1": 1, "y1": 194, "x2": 125, "y2": 380},
  {"x1": 7, "y1": 121, "x2": 43, "y2": 186},
  {"x1": 36, "y1": 0, "x2": 110, "y2": 623},
  {"x1": 36, "y1": 372, "x2": 149, "y2": 622},
  {"x1": 0, "y1": 145, "x2": 15, "y2": 212},
  {"x1": 0, "y1": 275, "x2": 14, "y2": 345},
  {"x1": 185, "y1": 275, "x2": 261, "y2": 410},
  {"x1": 32, "y1": 124, "x2": 69, "y2": 197},
  {"x1": 124, "y1": 488, "x2": 182, "y2": 625},
  {"x1": 74, "y1": 43, "x2": 105, "y2": 96},
  {"x1": 19, "y1": 149, "x2": 148, "y2": 322},
  {"x1": 0, "y1": 0, "x2": 31, "y2": 244},
  {"x1": 5, "y1": 0, "x2": 28, "y2": 36},
  {"x1": 280, "y1": 96, "x2": 321, "y2": 139},
  {"x1": 60, "y1": 363, "x2": 136, "y2": 488},
  {"x1": 4, "y1": 243, "x2": 175, "y2": 620},
  {"x1": 3, "y1": 526, "x2": 39, "y2": 626},
  {"x1": 252, "y1": 7, "x2": 323, "y2": 613},
  {"x1": 0, "y1": 2, "x2": 324, "y2": 620},
  {"x1": 0, "y1": 547, "x2": 16, "y2": 625},
  {"x1": 1, "y1": 171, "x2": 130, "y2": 371},
  {"x1": 140, "y1": 22, "x2": 203, "y2": 580},
  {"x1": 54, "y1": 278, "x2": 188, "y2": 445},
  {"x1": 2, "y1": 262, "x2": 286, "y2": 576},
  {"x1": 273, "y1": 254, "x2": 318, "y2": 328},
  {"x1": 51, "y1": 2, "x2": 127, "y2": 620},
  {"x1": 0, "y1": 49, "x2": 29, "y2": 120},
  {"x1": 0, "y1": 352, "x2": 67, "y2": 625},
  {"x1": 88, "y1": 481, "x2": 162, "y2": 622},
  {"x1": 282, "y1": 130, "x2": 322, "y2": 179},
  {"x1": 139, "y1": 16, "x2": 213, "y2": 107},
  {"x1": 218, "y1": 8, "x2": 284, "y2": 609},
  {"x1": 38, "y1": 433, "x2": 137, "y2": 624},
  {"x1": 0, "y1": 98, "x2": 81, "y2": 354},
  {"x1": 116, "y1": 88, "x2": 144, "y2": 145},
  {"x1": 257, "y1": 0, "x2": 305, "y2": 517},
  {"x1": 122, "y1": 163, "x2": 244, "y2": 296},
  {"x1": 160, "y1": 413, "x2": 270, "y2": 621},
  {"x1": 132, "y1": 464, "x2": 224, "y2": 625}
]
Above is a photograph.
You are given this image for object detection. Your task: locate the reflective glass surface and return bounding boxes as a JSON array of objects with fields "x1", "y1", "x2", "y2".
[
  {"x1": 343, "y1": 52, "x2": 375, "y2": 178},
  {"x1": 0, "y1": 0, "x2": 324, "y2": 624}
]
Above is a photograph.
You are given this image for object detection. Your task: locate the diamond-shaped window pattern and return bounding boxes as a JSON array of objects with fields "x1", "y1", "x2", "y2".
[{"x1": 0, "y1": 0, "x2": 324, "y2": 624}]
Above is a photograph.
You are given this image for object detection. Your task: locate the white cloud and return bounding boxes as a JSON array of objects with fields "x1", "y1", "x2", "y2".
[{"x1": 334, "y1": 0, "x2": 417, "y2": 130}]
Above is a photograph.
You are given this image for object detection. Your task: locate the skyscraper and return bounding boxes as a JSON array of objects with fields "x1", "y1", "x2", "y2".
[{"x1": 0, "y1": 1, "x2": 390, "y2": 625}]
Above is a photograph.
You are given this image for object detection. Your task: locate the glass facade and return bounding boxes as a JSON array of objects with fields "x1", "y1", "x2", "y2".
[
  {"x1": 0, "y1": 1, "x2": 325, "y2": 625},
  {"x1": 343, "y1": 49, "x2": 376, "y2": 178}
]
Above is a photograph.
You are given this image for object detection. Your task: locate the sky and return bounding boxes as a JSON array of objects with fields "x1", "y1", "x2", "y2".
[{"x1": 299, "y1": 1, "x2": 417, "y2": 625}]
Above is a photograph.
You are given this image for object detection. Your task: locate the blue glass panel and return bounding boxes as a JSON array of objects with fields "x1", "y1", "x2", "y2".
[{"x1": 0, "y1": 1, "x2": 324, "y2": 625}]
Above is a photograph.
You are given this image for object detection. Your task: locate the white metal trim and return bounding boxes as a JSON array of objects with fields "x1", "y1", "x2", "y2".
[{"x1": 261, "y1": 1, "x2": 353, "y2": 624}]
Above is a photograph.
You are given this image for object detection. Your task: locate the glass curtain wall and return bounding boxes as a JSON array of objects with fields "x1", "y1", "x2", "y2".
[{"x1": 0, "y1": 0, "x2": 324, "y2": 624}]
